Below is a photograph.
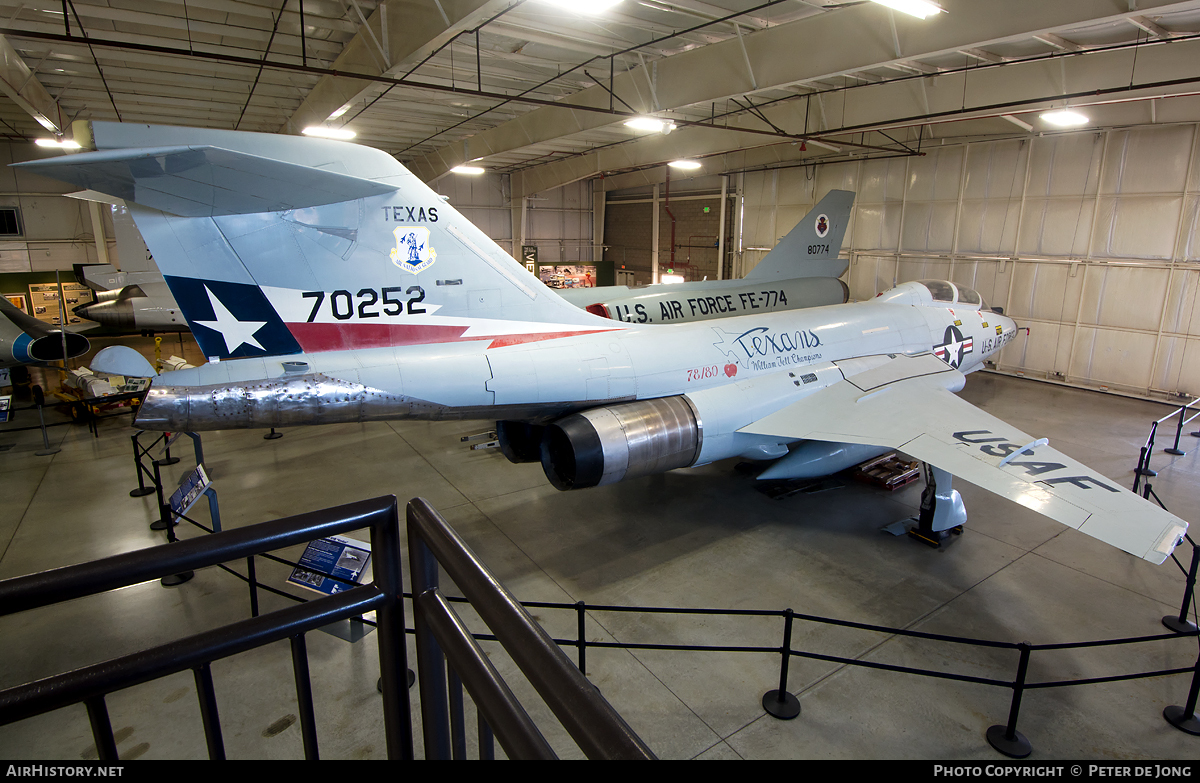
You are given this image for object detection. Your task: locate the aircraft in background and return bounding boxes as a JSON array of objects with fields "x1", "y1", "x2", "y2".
[
  {"x1": 556, "y1": 191, "x2": 853, "y2": 324},
  {"x1": 0, "y1": 294, "x2": 89, "y2": 369},
  {"x1": 72, "y1": 200, "x2": 187, "y2": 333},
  {"x1": 17, "y1": 121, "x2": 1187, "y2": 566}
]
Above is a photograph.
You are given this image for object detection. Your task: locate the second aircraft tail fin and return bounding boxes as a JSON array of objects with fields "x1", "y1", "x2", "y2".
[{"x1": 746, "y1": 189, "x2": 854, "y2": 281}]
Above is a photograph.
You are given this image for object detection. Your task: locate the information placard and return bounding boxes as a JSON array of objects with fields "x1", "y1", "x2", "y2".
[
  {"x1": 168, "y1": 464, "x2": 211, "y2": 519},
  {"x1": 288, "y1": 536, "x2": 372, "y2": 596}
]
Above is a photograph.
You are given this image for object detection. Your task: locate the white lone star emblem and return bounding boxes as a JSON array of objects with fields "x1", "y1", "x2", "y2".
[{"x1": 193, "y1": 286, "x2": 267, "y2": 354}]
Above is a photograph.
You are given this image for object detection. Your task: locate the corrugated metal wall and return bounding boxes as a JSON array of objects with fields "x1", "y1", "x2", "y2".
[
  {"x1": 434, "y1": 173, "x2": 594, "y2": 266},
  {"x1": 738, "y1": 124, "x2": 1200, "y2": 400}
]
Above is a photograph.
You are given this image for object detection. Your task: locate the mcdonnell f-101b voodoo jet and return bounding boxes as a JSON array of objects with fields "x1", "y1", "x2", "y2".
[
  {"x1": 17, "y1": 121, "x2": 1187, "y2": 565},
  {"x1": 555, "y1": 190, "x2": 853, "y2": 324}
]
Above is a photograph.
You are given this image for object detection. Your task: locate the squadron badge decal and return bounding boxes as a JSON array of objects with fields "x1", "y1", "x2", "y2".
[
  {"x1": 391, "y1": 226, "x2": 437, "y2": 274},
  {"x1": 815, "y1": 213, "x2": 830, "y2": 238}
]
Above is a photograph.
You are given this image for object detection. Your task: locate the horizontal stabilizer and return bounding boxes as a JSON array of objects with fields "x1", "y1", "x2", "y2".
[
  {"x1": 14, "y1": 146, "x2": 397, "y2": 217},
  {"x1": 740, "y1": 353, "x2": 1188, "y2": 564}
]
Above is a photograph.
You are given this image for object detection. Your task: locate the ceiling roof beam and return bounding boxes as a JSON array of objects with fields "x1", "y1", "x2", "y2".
[
  {"x1": 511, "y1": 32, "x2": 1200, "y2": 195},
  {"x1": 1128, "y1": 15, "x2": 1174, "y2": 39},
  {"x1": 407, "y1": 0, "x2": 1200, "y2": 181},
  {"x1": 283, "y1": 0, "x2": 513, "y2": 133},
  {"x1": 0, "y1": 32, "x2": 63, "y2": 132}
]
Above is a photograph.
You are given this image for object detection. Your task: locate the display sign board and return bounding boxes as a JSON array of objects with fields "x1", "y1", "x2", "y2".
[
  {"x1": 168, "y1": 464, "x2": 211, "y2": 519},
  {"x1": 288, "y1": 536, "x2": 372, "y2": 596},
  {"x1": 0, "y1": 395, "x2": 10, "y2": 422},
  {"x1": 61, "y1": 282, "x2": 94, "y2": 325},
  {"x1": 26, "y1": 282, "x2": 94, "y2": 326},
  {"x1": 539, "y1": 264, "x2": 596, "y2": 289},
  {"x1": 4, "y1": 294, "x2": 26, "y2": 314},
  {"x1": 27, "y1": 283, "x2": 61, "y2": 325}
]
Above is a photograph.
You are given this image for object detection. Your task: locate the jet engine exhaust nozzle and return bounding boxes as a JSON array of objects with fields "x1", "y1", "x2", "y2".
[{"x1": 540, "y1": 396, "x2": 702, "y2": 490}]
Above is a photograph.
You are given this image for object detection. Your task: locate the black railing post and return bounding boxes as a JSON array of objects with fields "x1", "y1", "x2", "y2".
[
  {"x1": 84, "y1": 696, "x2": 118, "y2": 761},
  {"x1": 247, "y1": 556, "x2": 260, "y2": 618},
  {"x1": 409, "y1": 516, "x2": 452, "y2": 760},
  {"x1": 1164, "y1": 541, "x2": 1199, "y2": 634},
  {"x1": 576, "y1": 600, "x2": 587, "y2": 674},
  {"x1": 1164, "y1": 654, "x2": 1200, "y2": 735},
  {"x1": 193, "y1": 663, "x2": 226, "y2": 760},
  {"x1": 762, "y1": 608, "x2": 800, "y2": 719},
  {"x1": 290, "y1": 634, "x2": 319, "y2": 760},
  {"x1": 478, "y1": 712, "x2": 495, "y2": 760},
  {"x1": 987, "y1": 642, "x2": 1033, "y2": 758},
  {"x1": 372, "y1": 498, "x2": 414, "y2": 760},
  {"x1": 449, "y1": 668, "x2": 466, "y2": 760}
]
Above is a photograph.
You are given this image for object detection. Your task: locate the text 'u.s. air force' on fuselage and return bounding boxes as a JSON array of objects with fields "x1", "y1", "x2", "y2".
[
  {"x1": 555, "y1": 190, "x2": 853, "y2": 324},
  {"x1": 15, "y1": 120, "x2": 1186, "y2": 566}
]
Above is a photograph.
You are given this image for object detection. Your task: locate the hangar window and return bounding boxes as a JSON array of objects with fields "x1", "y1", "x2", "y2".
[{"x1": 0, "y1": 207, "x2": 21, "y2": 236}]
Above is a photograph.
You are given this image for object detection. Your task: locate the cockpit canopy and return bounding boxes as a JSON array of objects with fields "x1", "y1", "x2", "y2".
[{"x1": 875, "y1": 279, "x2": 992, "y2": 311}]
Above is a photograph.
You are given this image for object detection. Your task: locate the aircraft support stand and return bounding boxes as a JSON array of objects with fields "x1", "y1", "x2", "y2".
[{"x1": 907, "y1": 464, "x2": 966, "y2": 549}]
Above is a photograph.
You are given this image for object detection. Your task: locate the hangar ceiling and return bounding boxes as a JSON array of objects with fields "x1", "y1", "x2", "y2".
[{"x1": 0, "y1": 0, "x2": 1197, "y2": 196}]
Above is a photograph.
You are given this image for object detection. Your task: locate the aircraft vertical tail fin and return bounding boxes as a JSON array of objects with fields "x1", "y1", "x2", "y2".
[
  {"x1": 13, "y1": 122, "x2": 617, "y2": 362},
  {"x1": 746, "y1": 189, "x2": 854, "y2": 281}
]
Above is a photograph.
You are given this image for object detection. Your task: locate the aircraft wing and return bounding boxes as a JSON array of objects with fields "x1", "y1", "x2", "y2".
[
  {"x1": 739, "y1": 353, "x2": 1187, "y2": 564},
  {"x1": 13, "y1": 145, "x2": 396, "y2": 217}
]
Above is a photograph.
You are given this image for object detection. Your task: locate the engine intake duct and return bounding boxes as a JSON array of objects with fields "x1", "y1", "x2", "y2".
[{"x1": 540, "y1": 396, "x2": 701, "y2": 490}]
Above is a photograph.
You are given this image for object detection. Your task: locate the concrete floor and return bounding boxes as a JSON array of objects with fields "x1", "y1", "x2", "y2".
[{"x1": 1, "y1": 346, "x2": 1199, "y2": 760}]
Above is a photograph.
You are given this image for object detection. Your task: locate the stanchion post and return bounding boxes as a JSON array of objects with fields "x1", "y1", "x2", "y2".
[
  {"x1": 762, "y1": 608, "x2": 801, "y2": 719},
  {"x1": 1164, "y1": 541, "x2": 1199, "y2": 634},
  {"x1": 987, "y1": 642, "x2": 1033, "y2": 758},
  {"x1": 33, "y1": 386, "x2": 59, "y2": 457},
  {"x1": 1164, "y1": 655, "x2": 1200, "y2": 736},
  {"x1": 1167, "y1": 403, "x2": 1189, "y2": 456}
]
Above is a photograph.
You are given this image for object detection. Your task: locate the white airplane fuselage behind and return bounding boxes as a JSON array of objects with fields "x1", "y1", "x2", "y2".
[{"x1": 139, "y1": 283, "x2": 1014, "y2": 483}]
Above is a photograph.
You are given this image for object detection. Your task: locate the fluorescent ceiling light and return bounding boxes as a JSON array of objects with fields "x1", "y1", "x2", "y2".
[
  {"x1": 326, "y1": 104, "x2": 350, "y2": 120},
  {"x1": 624, "y1": 117, "x2": 675, "y2": 133},
  {"x1": 668, "y1": 160, "x2": 701, "y2": 170},
  {"x1": 541, "y1": 0, "x2": 623, "y2": 12},
  {"x1": 301, "y1": 126, "x2": 356, "y2": 140},
  {"x1": 35, "y1": 138, "x2": 80, "y2": 149},
  {"x1": 870, "y1": 0, "x2": 945, "y2": 20},
  {"x1": 660, "y1": 274, "x2": 685, "y2": 284},
  {"x1": 452, "y1": 166, "x2": 485, "y2": 175},
  {"x1": 1040, "y1": 109, "x2": 1089, "y2": 127}
]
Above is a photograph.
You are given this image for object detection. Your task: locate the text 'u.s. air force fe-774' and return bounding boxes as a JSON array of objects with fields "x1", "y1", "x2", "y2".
[
  {"x1": 17, "y1": 121, "x2": 1187, "y2": 566},
  {"x1": 555, "y1": 190, "x2": 853, "y2": 324}
]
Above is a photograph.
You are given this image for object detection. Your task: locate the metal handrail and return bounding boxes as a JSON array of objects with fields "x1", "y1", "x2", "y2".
[
  {"x1": 0, "y1": 495, "x2": 414, "y2": 760},
  {"x1": 406, "y1": 497, "x2": 656, "y2": 760}
]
